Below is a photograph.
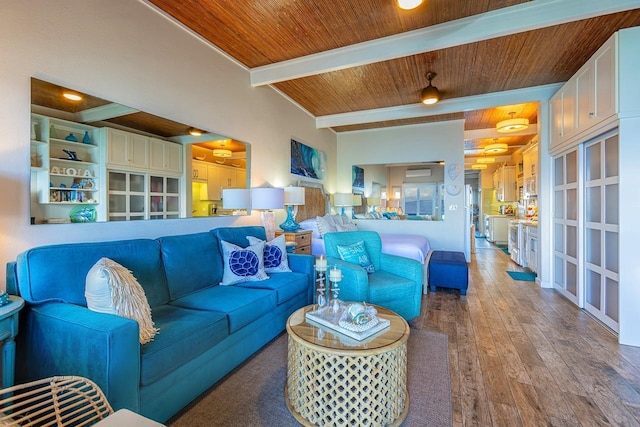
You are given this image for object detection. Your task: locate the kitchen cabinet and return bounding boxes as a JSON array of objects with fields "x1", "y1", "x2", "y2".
[
  {"x1": 525, "y1": 225, "x2": 538, "y2": 274},
  {"x1": 105, "y1": 128, "x2": 149, "y2": 169},
  {"x1": 522, "y1": 144, "x2": 538, "y2": 198},
  {"x1": 550, "y1": 34, "x2": 616, "y2": 151},
  {"x1": 192, "y1": 161, "x2": 208, "y2": 182},
  {"x1": 495, "y1": 166, "x2": 516, "y2": 202},
  {"x1": 149, "y1": 138, "x2": 183, "y2": 174},
  {"x1": 201, "y1": 164, "x2": 221, "y2": 201}
]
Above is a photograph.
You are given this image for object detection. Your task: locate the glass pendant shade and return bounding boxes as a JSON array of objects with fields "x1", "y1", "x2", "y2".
[
  {"x1": 477, "y1": 157, "x2": 495, "y2": 164},
  {"x1": 213, "y1": 148, "x2": 232, "y2": 157},
  {"x1": 471, "y1": 164, "x2": 488, "y2": 170}
]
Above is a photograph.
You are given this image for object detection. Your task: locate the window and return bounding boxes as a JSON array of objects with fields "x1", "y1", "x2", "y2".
[{"x1": 402, "y1": 183, "x2": 439, "y2": 217}]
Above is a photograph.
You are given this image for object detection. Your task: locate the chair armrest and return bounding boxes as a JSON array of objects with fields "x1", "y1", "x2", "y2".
[
  {"x1": 18, "y1": 302, "x2": 140, "y2": 412},
  {"x1": 325, "y1": 257, "x2": 370, "y2": 302},
  {"x1": 380, "y1": 254, "x2": 423, "y2": 286},
  {"x1": 287, "y1": 254, "x2": 315, "y2": 304}
]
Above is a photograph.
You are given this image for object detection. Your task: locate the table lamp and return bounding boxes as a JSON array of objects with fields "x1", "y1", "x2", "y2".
[
  {"x1": 332, "y1": 193, "x2": 353, "y2": 215},
  {"x1": 367, "y1": 197, "x2": 381, "y2": 212},
  {"x1": 222, "y1": 188, "x2": 251, "y2": 215},
  {"x1": 279, "y1": 186, "x2": 305, "y2": 232},
  {"x1": 251, "y1": 187, "x2": 285, "y2": 240}
]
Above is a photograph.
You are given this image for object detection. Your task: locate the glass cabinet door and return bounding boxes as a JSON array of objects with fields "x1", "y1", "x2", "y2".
[
  {"x1": 108, "y1": 171, "x2": 146, "y2": 221},
  {"x1": 149, "y1": 175, "x2": 180, "y2": 219}
]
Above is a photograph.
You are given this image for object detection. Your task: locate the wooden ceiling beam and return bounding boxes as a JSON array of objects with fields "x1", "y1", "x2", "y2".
[
  {"x1": 250, "y1": 0, "x2": 639, "y2": 86},
  {"x1": 316, "y1": 84, "x2": 561, "y2": 129}
]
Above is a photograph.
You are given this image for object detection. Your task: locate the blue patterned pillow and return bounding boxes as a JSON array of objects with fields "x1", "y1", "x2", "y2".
[
  {"x1": 220, "y1": 240, "x2": 269, "y2": 285},
  {"x1": 336, "y1": 240, "x2": 375, "y2": 273},
  {"x1": 247, "y1": 234, "x2": 291, "y2": 273}
]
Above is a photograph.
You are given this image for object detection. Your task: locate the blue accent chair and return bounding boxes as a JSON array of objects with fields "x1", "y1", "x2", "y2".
[{"x1": 323, "y1": 231, "x2": 422, "y2": 320}]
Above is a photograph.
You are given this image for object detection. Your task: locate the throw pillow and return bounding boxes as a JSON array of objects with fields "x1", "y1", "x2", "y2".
[
  {"x1": 336, "y1": 223, "x2": 358, "y2": 232},
  {"x1": 85, "y1": 257, "x2": 159, "y2": 345},
  {"x1": 247, "y1": 234, "x2": 292, "y2": 273},
  {"x1": 336, "y1": 240, "x2": 375, "y2": 273},
  {"x1": 298, "y1": 218, "x2": 321, "y2": 239},
  {"x1": 220, "y1": 239, "x2": 269, "y2": 285},
  {"x1": 315, "y1": 215, "x2": 337, "y2": 238}
]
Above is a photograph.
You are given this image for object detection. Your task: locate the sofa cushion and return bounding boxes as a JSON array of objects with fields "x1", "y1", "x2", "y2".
[
  {"x1": 140, "y1": 304, "x2": 228, "y2": 386},
  {"x1": 220, "y1": 240, "x2": 269, "y2": 285},
  {"x1": 234, "y1": 271, "x2": 308, "y2": 305},
  {"x1": 211, "y1": 226, "x2": 267, "y2": 248},
  {"x1": 170, "y1": 286, "x2": 277, "y2": 334},
  {"x1": 246, "y1": 235, "x2": 291, "y2": 273},
  {"x1": 85, "y1": 257, "x2": 158, "y2": 344},
  {"x1": 16, "y1": 239, "x2": 169, "y2": 307},
  {"x1": 157, "y1": 232, "x2": 223, "y2": 300},
  {"x1": 367, "y1": 270, "x2": 417, "y2": 301}
]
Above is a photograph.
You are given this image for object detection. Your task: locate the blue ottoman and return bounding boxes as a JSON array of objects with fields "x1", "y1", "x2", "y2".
[{"x1": 428, "y1": 251, "x2": 469, "y2": 295}]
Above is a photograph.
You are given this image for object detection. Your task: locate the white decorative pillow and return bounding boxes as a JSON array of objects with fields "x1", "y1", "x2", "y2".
[
  {"x1": 316, "y1": 215, "x2": 337, "y2": 238},
  {"x1": 220, "y1": 240, "x2": 269, "y2": 285},
  {"x1": 298, "y1": 218, "x2": 321, "y2": 239},
  {"x1": 85, "y1": 257, "x2": 159, "y2": 345},
  {"x1": 336, "y1": 223, "x2": 358, "y2": 232},
  {"x1": 247, "y1": 234, "x2": 292, "y2": 273}
]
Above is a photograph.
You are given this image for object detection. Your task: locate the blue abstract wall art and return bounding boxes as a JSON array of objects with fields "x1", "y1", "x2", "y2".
[
  {"x1": 291, "y1": 139, "x2": 326, "y2": 180},
  {"x1": 352, "y1": 166, "x2": 364, "y2": 189}
]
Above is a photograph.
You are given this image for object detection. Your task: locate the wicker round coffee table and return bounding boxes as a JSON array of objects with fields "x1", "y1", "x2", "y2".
[{"x1": 285, "y1": 304, "x2": 410, "y2": 427}]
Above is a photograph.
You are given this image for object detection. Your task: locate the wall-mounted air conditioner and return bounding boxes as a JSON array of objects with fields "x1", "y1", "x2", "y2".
[{"x1": 405, "y1": 169, "x2": 431, "y2": 178}]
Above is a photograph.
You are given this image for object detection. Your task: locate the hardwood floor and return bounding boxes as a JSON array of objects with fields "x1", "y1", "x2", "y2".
[{"x1": 411, "y1": 242, "x2": 640, "y2": 427}]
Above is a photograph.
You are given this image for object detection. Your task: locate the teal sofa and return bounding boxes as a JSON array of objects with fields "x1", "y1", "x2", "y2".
[
  {"x1": 6, "y1": 226, "x2": 314, "y2": 422},
  {"x1": 323, "y1": 230, "x2": 422, "y2": 320}
]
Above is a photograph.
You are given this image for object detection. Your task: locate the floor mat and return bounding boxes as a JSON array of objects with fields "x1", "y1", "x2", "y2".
[
  {"x1": 496, "y1": 244, "x2": 509, "y2": 255},
  {"x1": 507, "y1": 271, "x2": 537, "y2": 282}
]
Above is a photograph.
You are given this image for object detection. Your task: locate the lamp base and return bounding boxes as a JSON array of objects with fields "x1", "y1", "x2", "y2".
[
  {"x1": 261, "y1": 211, "x2": 276, "y2": 241},
  {"x1": 279, "y1": 206, "x2": 300, "y2": 232}
]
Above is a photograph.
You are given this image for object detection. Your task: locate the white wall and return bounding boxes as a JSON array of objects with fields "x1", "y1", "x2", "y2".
[
  {"x1": 0, "y1": 0, "x2": 336, "y2": 288},
  {"x1": 337, "y1": 121, "x2": 466, "y2": 252}
]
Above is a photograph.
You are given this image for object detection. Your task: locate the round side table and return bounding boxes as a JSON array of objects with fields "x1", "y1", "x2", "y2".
[{"x1": 285, "y1": 304, "x2": 409, "y2": 427}]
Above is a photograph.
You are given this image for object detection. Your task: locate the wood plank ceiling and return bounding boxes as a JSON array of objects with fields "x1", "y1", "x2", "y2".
[{"x1": 145, "y1": 0, "x2": 640, "y2": 163}]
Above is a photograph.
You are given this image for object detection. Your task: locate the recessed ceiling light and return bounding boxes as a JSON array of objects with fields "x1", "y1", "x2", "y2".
[
  {"x1": 397, "y1": 0, "x2": 423, "y2": 10},
  {"x1": 189, "y1": 128, "x2": 202, "y2": 136},
  {"x1": 63, "y1": 92, "x2": 82, "y2": 101}
]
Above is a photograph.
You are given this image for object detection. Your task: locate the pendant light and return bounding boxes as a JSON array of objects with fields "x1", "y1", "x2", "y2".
[
  {"x1": 213, "y1": 141, "x2": 232, "y2": 158},
  {"x1": 471, "y1": 164, "x2": 488, "y2": 170},
  {"x1": 477, "y1": 156, "x2": 495, "y2": 164},
  {"x1": 496, "y1": 112, "x2": 529, "y2": 133},
  {"x1": 421, "y1": 72, "x2": 440, "y2": 105},
  {"x1": 484, "y1": 138, "x2": 508, "y2": 154}
]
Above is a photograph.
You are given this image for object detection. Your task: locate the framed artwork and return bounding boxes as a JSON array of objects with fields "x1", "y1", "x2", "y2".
[
  {"x1": 290, "y1": 139, "x2": 326, "y2": 180},
  {"x1": 371, "y1": 182, "x2": 381, "y2": 198},
  {"x1": 352, "y1": 166, "x2": 364, "y2": 190}
]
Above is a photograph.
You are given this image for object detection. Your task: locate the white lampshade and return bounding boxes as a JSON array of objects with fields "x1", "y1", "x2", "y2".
[
  {"x1": 386, "y1": 199, "x2": 400, "y2": 209},
  {"x1": 496, "y1": 117, "x2": 529, "y2": 133},
  {"x1": 222, "y1": 189, "x2": 251, "y2": 209},
  {"x1": 283, "y1": 186, "x2": 305, "y2": 206},
  {"x1": 332, "y1": 193, "x2": 353, "y2": 207},
  {"x1": 251, "y1": 187, "x2": 284, "y2": 210},
  {"x1": 484, "y1": 143, "x2": 508, "y2": 154},
  {"x1": 352, "y1": 195, "x2": 362, "y2": 207},
  {"x1": 367, "y1": 197, "x2": 381, "y2": 207}
]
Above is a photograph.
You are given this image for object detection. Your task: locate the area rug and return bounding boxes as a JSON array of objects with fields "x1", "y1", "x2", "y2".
[
  {"x1": 507, "y1": 271, "x2": 537, "y2": 282},
  {"x1": 167, "y1": 329, "x2": 452, "y2": 427},
  {"x1": 496, "y1": 244, "x2": 510, "y2": 255}
]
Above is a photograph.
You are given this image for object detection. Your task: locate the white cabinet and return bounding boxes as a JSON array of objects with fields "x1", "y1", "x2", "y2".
[
  {"x1": 201, "y1": 165, "x2": 221, "y2": 200},
  {"x1": 105, "y1": 128, "x2": 149, "y2": 169},
  {"x1": 522, "y1": 144, "x2": 538, "y2": 198},
  {"x1": 550, "y1": 34, "x2": 617, "y2": 151},
  {"x1": 192, "y1": 161, "x2": 208, "y2": 182},
  {"x1": 149, "y1": 138, "x2": 183, "y2": 174},
  {"x1": 495, "y1": 166, "x2": 516, "y2": 202},
  {"x1": 525, "y1": 225, "x2": 538, "y2": 274}
]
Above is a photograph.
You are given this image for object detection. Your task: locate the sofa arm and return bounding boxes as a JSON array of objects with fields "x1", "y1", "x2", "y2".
[
  {"x1": 325, "y1": 257, "x2": 369, "y2": 302},
  {"x1": 17, "y1": 302, "x2": 141, "y2": 412},
  {"x1": 287, "y1": 254, "x2": 315, "y2": 304},
  {"x1": 380, "y1": 253, "x2": 422, "y2": 285}
]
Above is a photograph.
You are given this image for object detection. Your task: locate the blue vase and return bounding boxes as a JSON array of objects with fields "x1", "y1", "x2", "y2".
[{"x1": 83, "y1": 131, "x2": 92, "y2": 144}]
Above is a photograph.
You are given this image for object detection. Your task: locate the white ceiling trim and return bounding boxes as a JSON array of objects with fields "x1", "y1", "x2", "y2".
[
  {"x1": 316, "y1": 83, "x2": 563, "y2": 129},
  {"x1": 250, "y1": 0, "x2": 639, "y2": 86},
  {"x1": 76, "y1": 103, "x2": 139, "y2": 123}
]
